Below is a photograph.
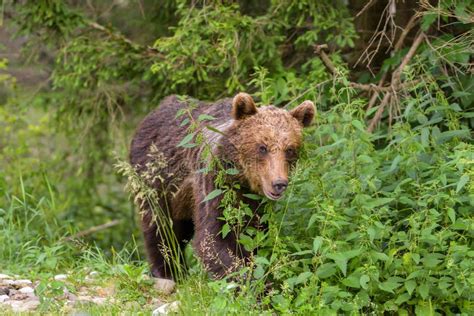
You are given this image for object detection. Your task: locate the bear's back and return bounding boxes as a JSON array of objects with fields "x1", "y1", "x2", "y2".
[{"x1": 130, "y1": 95, "x2": 233, "y2": 176}]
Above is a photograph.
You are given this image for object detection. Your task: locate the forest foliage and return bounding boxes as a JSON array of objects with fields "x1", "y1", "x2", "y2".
[{"x1": 0, "y1": 0, "x2": 473, "y2": 314}]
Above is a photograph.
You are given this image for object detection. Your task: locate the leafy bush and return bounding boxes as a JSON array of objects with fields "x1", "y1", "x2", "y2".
[{"x1": 1, "y1": 0, "x2": 472, "y2": 314}]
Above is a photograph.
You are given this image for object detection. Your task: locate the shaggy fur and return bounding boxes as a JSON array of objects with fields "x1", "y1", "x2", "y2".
[{"x1": 130, "y1": 93, "x2": 314, "y2": 279}]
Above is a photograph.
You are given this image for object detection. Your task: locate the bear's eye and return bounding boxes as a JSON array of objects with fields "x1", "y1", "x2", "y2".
[
  {"x1": 286, "y1": 147, "x2": 297, "y2": 159},
  {"x1": 258, "y1": 145, "x2": 268, "y2": 154}
]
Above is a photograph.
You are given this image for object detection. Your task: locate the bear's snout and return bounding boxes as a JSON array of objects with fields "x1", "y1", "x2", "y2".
[{"x1": 272, "y1": 179, "x2": 288, "y2": 194}]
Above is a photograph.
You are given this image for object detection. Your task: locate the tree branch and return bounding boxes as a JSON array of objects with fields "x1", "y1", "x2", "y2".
[
  {"x1": 85, "y1": 20, "x2": 164, "y2": 58},
  {"x1": 63, "y1": 219, "x2": 121, "y2": 241},
  {"x1": 366, "y1": 31, "x2": 425, "y2": 132},
  {"x1": 314, "y1": 44, "x2": 419, "y2": 93}
]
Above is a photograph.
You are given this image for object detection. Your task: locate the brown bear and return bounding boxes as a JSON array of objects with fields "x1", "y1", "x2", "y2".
[{"x1": 130, "y1": 93, "x2": 315, "y2": 279}]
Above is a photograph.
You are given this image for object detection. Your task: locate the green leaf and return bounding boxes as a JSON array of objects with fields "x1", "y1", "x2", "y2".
[
  {"x1": 178, "y1": 132, "x2": 195, "y2": 147},
  {"x1": 255, "y1": 256, "x2": 270, "y2": 266},
  {"x1": 388, "y1": 155, "x2": 402, "y2": 173},
  {"x1": 418, "y1": 282, "x2": 430, "y2": 300},
  {"x1": 421, "y1": 13, "x2": 437, "y2": 31},
  {"x1": 242, "y1": 193, "x2": 261, "y2": 201},
  {"x1": 415, "y1": 303, "x2": 434, "y2": 316},
  {"x1": 420, "y1": 127, "x2": 430, "y2": 147},
  {"x1": 312, "y1": 236, "x2": 323, "y2": 253},
  {"x1": 225, "y1": 168, "x2": 239, "y2": 175},
  {"x1": 295, "y1": 271, "x2": 312, "y2": 285},
  {"x1": 405, "y1": 280, "x2": 416, "y2": 295},
  {"x1": 327, "y1": 253, "x2": 347, "y2": 276},
  {"x1": 253, "y1": 265, "x2": 265, "y2": 279},
  {"x1": 365, "y1": 197, "x2": 394, "y2": 209},
  {"x1": 437, "y1": 129, "x2": 471, "y2": 144},
  {"x1": 316, "y1": 263, "x2": 337, "y2": 279},
  {"x1": 360, "y1": 275, "x2": 370, "y2": 289},
  {"x1": 306, "y1": 213, "x2": 318, "y2": 230},
  {"x1": 342, "y1": 274, "x2": 360, "y2": 288},
  {"x1": 202, "y1": 189, "x2": 223, "y2": 203},
  {"x1": 221, "y1": 223, "x2": 231, "y2": 238},
  {"x1": 379, "y1": 278, "x2": 402, "y2": 293},
  {"x1": 180, "y1": 117, "x2": 190, "y2": 127},
  {"x1": 395, "y1": 293, "x2": 411, "y2": 305},
  {"x1": 198, "y1": 114, "x2": 216, "y2": 121},
  {"x1": 351, "y1": 119, "x2": 365, "y2": 131},
  {"x1": 456, "y1": 175, "x2": 469, "y2": 193},
  {"x1": 370, "y1": 251, "x2": 389, "y2": 262},
  {"x1": 447, "y1": 208, "x2": 456, "y2": 224},
  {"x1": 422, "y1": 253, "x2": 444, "y2": 269},
  {"x1": 327, "y1": 249, "x2": 361, "y2": 276},
  {"x1": 205, "y1": 125, "x2": 225, "y2": 135}
]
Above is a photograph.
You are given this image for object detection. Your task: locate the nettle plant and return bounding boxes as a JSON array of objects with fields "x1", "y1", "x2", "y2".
[
  {"x1": 175, "y1": 62, "x2": 472, "y2": 314},
  {"x1": 183, "y1": 100, "x2": 472, "y2": 314}
]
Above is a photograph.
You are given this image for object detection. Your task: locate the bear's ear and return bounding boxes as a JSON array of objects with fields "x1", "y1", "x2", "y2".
[
  {"x1": 290, "y1": 101, "x2": 315, "y2": 127},
  {"x1": 232, "y1": 92, "x2": 257, "y2": 120}
]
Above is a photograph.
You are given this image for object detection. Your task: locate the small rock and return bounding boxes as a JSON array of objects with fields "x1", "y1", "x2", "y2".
[
  {"x1": 3, "y1": 280, "x2": 15, "y2": 286},
  {"x1": 71, "y1": 311, "x2": 91, "y2": 316},
  {"x1": 19, "y1": 286, "x2": 35, "y2": 294},
  {"x1": 0, "y1": 274, "x2": 12, "y2": 279},
  {"x1": 67, "y1": 292, "x2": 78, "y2": 302},
  {"x1": 13, "y1": 280, "x2": 33, "y2": 286},
  {"x1": 152, "y1": 301, "x2": 180, "y2": 316},
  {"x1": 89, "y1": 271, "x2": 99, "y2": 278},
  {"x1": 71, "y1": 312, "x2": 91, "y2": 316},
  {"x1": 77, "y1": 295, "x2": 92, "y2": 302},
  {"x1": 91, "y1": 297, "x2": 106, "y2": 305},
  {"x1": 0, "y1": 294, "x2": 9, "y2": 302},
  {"x1": 6, "y1": 299, "x2": 40, "y2": 312},
  {"x1": 9, "y1": 292, "x2": 30, "y2": 300},
  {"x1": 0, "y1": 286, "x2": 10, "y2": 295},
  {"x1": 54, "y1": 274, "x2": 68, "y2": 281},
  {"x1": 153, "y1": 278, "x2": 176, "y2": 295}
]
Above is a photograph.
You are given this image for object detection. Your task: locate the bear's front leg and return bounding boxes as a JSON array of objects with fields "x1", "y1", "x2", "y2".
[{"x1": 192, "y1": 176, "x2": 249, "y2": 278}]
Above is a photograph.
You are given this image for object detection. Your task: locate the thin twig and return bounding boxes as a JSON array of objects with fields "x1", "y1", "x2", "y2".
[
  {"x1": 356, "y1": 0, "x2": 376, "y2": 18},
  {"x1": 85, "y1": 20, "x2": 164, "y2": 58},
  {"x1": 63, "y1": 219, "x2": 121, "y2": 241}
]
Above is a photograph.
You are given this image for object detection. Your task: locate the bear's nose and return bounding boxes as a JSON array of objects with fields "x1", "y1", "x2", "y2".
[{"x1": 272, "y1": 179, "x2": 288, "y2": 194}]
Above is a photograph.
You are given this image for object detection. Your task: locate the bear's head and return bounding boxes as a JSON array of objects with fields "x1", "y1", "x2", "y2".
[{"x1": 229, "y1": 92, "x2": 315, "y2": 200}]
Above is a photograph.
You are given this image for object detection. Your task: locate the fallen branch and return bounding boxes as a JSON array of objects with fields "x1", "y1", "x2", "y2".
[
  {"x1": 391, "y1": 32, "x2": 425, "y2": 88},
  {"x1": 367, "y1": 92, "x2": 392, "y2": 133},
  {"x1": 366, "y1": 31, "x2": 425, "y2": 132},
  {"x1": 63, "y1": 219, "x2": 121, "y2": 241},
  {"x1": 367, "y1": 13, "x2": 420, "y2": 111},
  {"x1": 314, "y1": 44, "x2": 419, "y2": 93}
]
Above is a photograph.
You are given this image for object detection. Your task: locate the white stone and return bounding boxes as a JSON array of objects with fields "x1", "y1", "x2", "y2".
[
  {"x1": 0, "y1": 294, "x2": 9, "y2": 302},
  {"x1": 19, "y1": 286, "x2": 35, "y2": 294},
  {"x1": 91, "y1": 297, "x2": 106, "y2": 305},
  {"x1": 2, "y1": 280, "x2": 15, "y2": 285},
  {"x1": 13, "y1": 280, "x2": 32, "y2": 286},
  {"x1": 0, "y1": 274, "x2": 12, "y2": 279},
  {"x1": 77, "y1": 295, "x2": 92, "y2": 302},
  {"x1": 7, "y1": 299, "x2": 40, "y2": 312},
  {"x1": 89, "y1": 271, "x2": 99, "y2": 278},
  {"x1": 54, "y1": 274, "x2": 68, "y2": 281},
  {"x1": 153, "y1": 278, "x2": 176, "y2": 295},
  {"x1": 152, "y1": 301, "x2": 180, "y2": 316}
]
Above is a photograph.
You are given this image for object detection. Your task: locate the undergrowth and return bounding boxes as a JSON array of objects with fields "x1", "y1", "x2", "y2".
[{"x1": 0, "y1": 1, "x2": 472, "y2": 315}]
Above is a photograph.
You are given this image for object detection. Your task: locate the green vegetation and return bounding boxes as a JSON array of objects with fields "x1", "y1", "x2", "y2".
[{"x1": 1, "y1": 0, "x2": 472, "y2": 314}]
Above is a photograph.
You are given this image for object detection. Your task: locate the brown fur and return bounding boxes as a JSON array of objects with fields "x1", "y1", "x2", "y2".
[{"x1": 130, "y1": 93, "x2": 314, "y2": 279}]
